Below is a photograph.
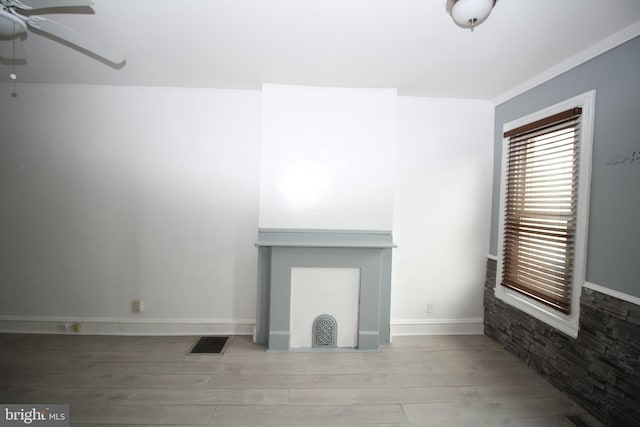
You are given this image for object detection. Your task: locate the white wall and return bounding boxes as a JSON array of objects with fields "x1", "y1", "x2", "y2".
[
  {"x1": 0, "y1": 84, "x2": 494, "y2": 336},
  {"x1": 0, "y1": 84, "x2": 261, "y2": 332},
  {"x1": 392, "y1": 97, "x2": 494, "y2": 334},
  {"x1": 259, "y1": 84, "x2": 396, "y2": 230}
]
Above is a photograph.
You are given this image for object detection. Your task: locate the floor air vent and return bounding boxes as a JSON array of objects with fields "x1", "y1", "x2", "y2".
[
  {"x1": 190, "y1": 336, "x2": 229, "y2": 354},
  {"x1": 567, "y1": 415, "x2": 591, "y2": 427}
]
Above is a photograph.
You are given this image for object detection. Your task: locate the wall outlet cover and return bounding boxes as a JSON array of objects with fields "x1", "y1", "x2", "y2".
[{"x1": 132, "y1": 300, "x2": 144, "y2": 313}]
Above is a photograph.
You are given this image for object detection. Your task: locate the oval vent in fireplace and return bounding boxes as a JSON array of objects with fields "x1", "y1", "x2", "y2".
[{"x1": 312, "y1": 314, "x2": 337, "y2": 348}]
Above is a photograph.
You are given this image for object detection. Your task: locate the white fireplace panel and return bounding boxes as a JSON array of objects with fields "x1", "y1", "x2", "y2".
[{"x1": 290, "y1": 267, "x2": 360, "y2": 349}]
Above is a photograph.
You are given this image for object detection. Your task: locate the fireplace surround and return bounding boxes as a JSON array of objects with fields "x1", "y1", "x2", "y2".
[{"x1": 255, "y1": 229, "x2": 395, "y2": 351}]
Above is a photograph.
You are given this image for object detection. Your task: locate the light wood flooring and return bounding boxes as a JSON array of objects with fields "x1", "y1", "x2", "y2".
[{"x1": 0, "y1": 333, "x2": 604, "y2": 426}]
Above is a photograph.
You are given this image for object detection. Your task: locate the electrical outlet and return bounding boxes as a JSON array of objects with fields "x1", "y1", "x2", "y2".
[
  {"x1": 427, "y1": 304, "x2": 434, "y2": 314},
  {"x1": 72, "y1": 323, "x2": 81, "y2": 333},
  {"x1": 58, "y1": 323, "x2": 70, "y2": 331},
  {"x1": 132, "y1": 299, "x2": 144, "y2": 313}
]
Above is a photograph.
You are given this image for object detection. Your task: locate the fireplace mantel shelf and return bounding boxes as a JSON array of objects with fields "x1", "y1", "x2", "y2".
[
  {"x1": 255, "y1": 229, "x2": 396, "y2": 249},
  {"x1": 256, "y1": 241, "x2": 395, "y2": 248}
]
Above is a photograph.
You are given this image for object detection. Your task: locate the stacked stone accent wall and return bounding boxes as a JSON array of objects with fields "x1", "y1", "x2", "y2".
[{"x1": 484, "y1": 258, "x2": 640, "y2": 427}]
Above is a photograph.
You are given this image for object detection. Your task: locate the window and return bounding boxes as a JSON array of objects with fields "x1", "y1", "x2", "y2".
[
  {"x1": 496, "y1": 91, "x2": 595, "y2": 337},
  {"x1": 502, "y1": 108, "x2": 581, "y2": 314}
]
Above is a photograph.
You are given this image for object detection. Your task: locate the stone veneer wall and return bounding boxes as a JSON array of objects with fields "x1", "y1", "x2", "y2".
[{"x1": 484, "y1": 258, "x2": 640, "y2": 427}]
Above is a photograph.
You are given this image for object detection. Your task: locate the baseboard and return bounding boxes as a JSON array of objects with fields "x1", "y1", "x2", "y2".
[
  {"x1": 391, "y1": 318, "x2": 484, "y2": 336},
  {"x1": 0, "y1": 316, "x2": 255, "y2": 336},
  {"x1": 0, "y1": 315, "x2": 485, "y2": 337}
]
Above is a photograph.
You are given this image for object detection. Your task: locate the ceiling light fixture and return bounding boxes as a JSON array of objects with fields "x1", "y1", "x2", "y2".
[{"x1": 446, "y1": 0, "x2": 496, "y2": 32}]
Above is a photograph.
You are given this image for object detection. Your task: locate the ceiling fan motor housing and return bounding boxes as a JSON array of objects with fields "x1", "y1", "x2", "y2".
[{"x1": 0, "y1": 9, "x2": 27, "y2": 37}]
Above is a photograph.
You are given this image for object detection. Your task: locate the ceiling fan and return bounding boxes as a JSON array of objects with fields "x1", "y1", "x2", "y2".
[{"x1": 0, "y1": 0, "x2": 124, "y2": 65}]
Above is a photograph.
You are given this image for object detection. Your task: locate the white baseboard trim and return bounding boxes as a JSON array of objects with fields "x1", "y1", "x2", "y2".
[
  {"x1": 583, "y1": 282, "x2": 640, "y2": 307},
  {"x1": 1, "y1": 316, "x2": 489, "y2": 337},
  {"x1": 0, "y1": 316, "x2": 255, "y2": 336},
  {"x1": 391, "y1": 318, "x2": 484, "y2": 336}
]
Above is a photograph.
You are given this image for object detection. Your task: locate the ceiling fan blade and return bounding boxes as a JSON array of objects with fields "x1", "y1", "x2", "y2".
[
  {"x1": 27, "y1": 15, "x2": 125, "y2": 64},
  {"x1": 0, "y1": 37, "x2": 26, "y2": 60},
  {"x1": 11, "y1": 0, "x2": 94, "y2": 10}
]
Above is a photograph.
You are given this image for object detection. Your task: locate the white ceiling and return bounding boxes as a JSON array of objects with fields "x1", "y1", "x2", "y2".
[{"x1": 2, "y1": 0, "x2": 640, "y2": 100}]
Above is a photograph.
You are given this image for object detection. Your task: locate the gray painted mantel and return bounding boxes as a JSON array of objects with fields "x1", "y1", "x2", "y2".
[{"x1": 255, "y1": 229, "x2": 395, "y2": 351}]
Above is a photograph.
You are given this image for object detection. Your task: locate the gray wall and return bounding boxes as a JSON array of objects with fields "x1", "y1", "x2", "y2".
[{"x1": 490, "y1": 36, "x2": 640, "y2": 298}]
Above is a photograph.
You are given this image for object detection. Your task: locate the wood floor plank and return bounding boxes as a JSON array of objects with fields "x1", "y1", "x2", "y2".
[
  {"x1": 383, "y1": 335, "x2": 501, "y2": 352},
  {"x1": 207, "y1": 373, "x2": 379, "y2": 389},
  {"x1": 365, "y1": 346, "x2": 518, "y2": 361},
  {"x1": 375, "y1": 418, "x2": 577, "y2": 427},
  {"x1": 457, "y1": 383, "x2": 568, "y2": 401},
  {"x1": 239, "y1": 358, "x2": 527, "y2": 375},
  {"x1": 0, "y1": 360, "x2": 244, "y2": 375},
  {"x1": 370, "y1": 367, "x2": 548, "y2": 388},
  {"x1": 0, "y1": 372, "x2": 46, "y2": 387},
  {"x1": 289, "y1": 386, "x2": 464, "y2": 405},
  {"x1": 227, "y1": 424, "x2": 408, "y2": 427},
  {"x1": 70, "y1": 404, "x2": 215, "y2": 425},
  {"x1": 2, "y1": 334, "x2": 198, "y2": 352},
  {"x1": 70, "y1": 425, "x2": 215, "y2": 427},
  {"x1": 104, "y1": 388, "x2": 290, "y2": 406},
  {"x1": 70, "y1": 425, "x2": 213, "y2": 427},
  {"x1": 0, "y1": 385, "x2": 290, "y2": 405},
  {"x1": 67, "y1": 421, "x2": 596, "y2": 427},
  {"x1": 39, "y1": 373, "x2": 212, "y2": 389},
  {"x1": 403, "y1": 397, "x2": 584, "y2": 423},
  {"x1": 0, "y1": 349, "x2": 221, "y2": 363},
  {"x1": 71, "y1": 425, "x2": 397, "y2": 427},
  {"x1": 426, "y1": 416, "x2": 604, "y2": 427},
  {"x1": 211, "y1": 404, "x2": 408, "y2": 425}
]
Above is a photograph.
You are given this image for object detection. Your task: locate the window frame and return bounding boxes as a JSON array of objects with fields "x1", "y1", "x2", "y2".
[{"x1": 495, "y1": 90, "x2": 595, "y2": 338}]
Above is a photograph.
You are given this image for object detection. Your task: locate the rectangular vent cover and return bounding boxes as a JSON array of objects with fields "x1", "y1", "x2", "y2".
[{"x1": 190, "y1": 336, "x2": 229, "y2": 354}]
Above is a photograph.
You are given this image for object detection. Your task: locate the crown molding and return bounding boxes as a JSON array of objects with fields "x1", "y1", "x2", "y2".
[{"x1": 493, "y1": 20, "x2": 640, "y2": 106}]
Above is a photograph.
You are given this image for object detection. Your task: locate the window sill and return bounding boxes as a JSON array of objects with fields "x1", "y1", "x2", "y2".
[{"x1": 494, "y1": 284, "x2": 580, "y2": 339}]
